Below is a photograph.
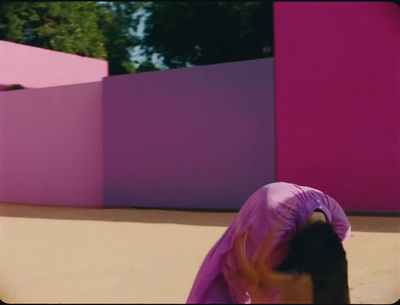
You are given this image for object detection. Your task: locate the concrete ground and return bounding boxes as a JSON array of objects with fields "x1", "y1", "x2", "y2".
[{"x1": 0, "y1": 203, "x2": 399, "y2": 304}]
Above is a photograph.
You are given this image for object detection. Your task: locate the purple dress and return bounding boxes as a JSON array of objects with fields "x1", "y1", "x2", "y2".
[{"x1": 187, "y1": 182, "x2": 351, "y2": 304}]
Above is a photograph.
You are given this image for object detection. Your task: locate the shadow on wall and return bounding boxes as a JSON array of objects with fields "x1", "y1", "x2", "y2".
[{"x1": 0, "y1": 202, "x2": 398, "y2": 233}]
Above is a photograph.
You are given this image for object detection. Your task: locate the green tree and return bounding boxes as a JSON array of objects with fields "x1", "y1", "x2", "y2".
[
  {"x1": 96, "y1": 2, "x2": 143, "y2": 75},
  {"x1": 0, "y1": 2, "x2": 107, "y2": 59},
  {"x1": 2, "y1": 84, "x2": 24, "y2": 91},
  {"x1": 0, "y1": 2, "x2": 152, "y2": 76},
  {"x1": 136, "y1": 61, "x2": 160, "y2": 73},
  {"x1": 139, "y1": 2, "x2": 274, "y2": 69}
]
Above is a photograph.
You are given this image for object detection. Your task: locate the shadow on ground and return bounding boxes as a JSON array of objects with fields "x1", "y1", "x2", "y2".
[
  {"x1": 0, "y1": 202, "x2": 236, "y2": 227},
  {"x1": 0, "y1": 202, "x2": 399, "y2": 233}
]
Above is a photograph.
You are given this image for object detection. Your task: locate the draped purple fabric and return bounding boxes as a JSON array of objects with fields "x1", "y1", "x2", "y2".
[{"x1": 187, "y1": 182, "x2": 351, "y2": 304}]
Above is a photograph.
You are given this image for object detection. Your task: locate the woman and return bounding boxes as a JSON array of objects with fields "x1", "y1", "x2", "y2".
[{"x1": 187, "y1": 182, "x2": 351, "y2": 304}]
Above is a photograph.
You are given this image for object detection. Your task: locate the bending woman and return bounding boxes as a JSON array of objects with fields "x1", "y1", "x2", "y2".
[{"x1": 186, "y1": 182, "x2": 351, "y2": 304}]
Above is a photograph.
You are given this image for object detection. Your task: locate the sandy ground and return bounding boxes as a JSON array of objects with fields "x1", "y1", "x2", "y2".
[{"x1": 0, "y1": 203, "x2": 399, "y2": 304}]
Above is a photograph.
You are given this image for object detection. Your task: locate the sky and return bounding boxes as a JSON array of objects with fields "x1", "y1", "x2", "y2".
[{"x1": 130, "y1": 10, "x2": 166, "y2": 69}]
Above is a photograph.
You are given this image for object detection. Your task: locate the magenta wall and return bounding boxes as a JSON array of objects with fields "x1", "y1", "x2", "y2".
[
  {"x1": 274, "y1": 2, "x2": 400, "y2": 211},
  {"x1": 0, "y1": 40, "x2": 108, "y2": 89},
  {"x1": 103, "y1": 59, "x2": 276, "y2": 209},
  {"x1": 0, "y1": 83, "x2": 103, "y2": 207}
]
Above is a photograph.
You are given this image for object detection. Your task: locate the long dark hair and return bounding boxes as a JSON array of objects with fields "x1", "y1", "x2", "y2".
[{"x1": 276, "y1": 221, "x2": 350, "y2": 304}]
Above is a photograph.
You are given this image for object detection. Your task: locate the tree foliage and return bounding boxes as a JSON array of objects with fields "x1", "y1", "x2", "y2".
[
  {"x1": 96, "y1": 2, "x2": 143, "y2": 75},
  {"x1": 0, "y1": 2, "x2": 148, "y2": 75},
  {"x1": 136, "y1": 61, "x2": 160, "y2": 73},
  {"x1": 0, "y1": 2, "x2": 107, "y2": 59},
  {"x1": 0, "y1": 2, "x2": 274, "y2": 74},
  {"x1": 2, "y1": 84, "x2": 24, "y2": 91},
  {"x1": 139, "y1": 1, "x2": 274, "y2": 68}
]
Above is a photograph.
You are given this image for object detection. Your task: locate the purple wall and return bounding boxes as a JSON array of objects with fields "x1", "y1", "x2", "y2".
[
  {"x1": 0, "y1": 83, "x2": 103, "y2": 207},
  {"x1": 103, "y1": 59, "x2": 276, "y2": 209},
  {"x1": 274, "y1": 2, "x2": 400, "y2": 211},
  {"x1": 0, "y1": 40, "x2": 108, "y2": 89}
]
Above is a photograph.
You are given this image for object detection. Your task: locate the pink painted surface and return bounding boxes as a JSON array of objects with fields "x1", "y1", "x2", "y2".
[
  {"x1": 103, "y1": 59, "x2": 276, "y2": 209},
  {"x1": 274, "y1": 2, "x2": 400, "y2": 211},
  {"x1": 0, "y1": 82, "x2": 103, "y2": 207},
  {"x1": 0, "y1": 40, "x2": 108, "y2": 89}
]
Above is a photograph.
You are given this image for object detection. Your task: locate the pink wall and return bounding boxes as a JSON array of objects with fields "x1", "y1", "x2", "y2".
[
  {"x1": 0, "y1": 40, "x2": 108, "y2": 89},
  {"x1": 274, "y1": 2, "x2": 400, "y2": 211},
  {"x1": 0, "y1": 82, "x2": 103, "y2": 207},
  {"x1": 103, "y1": 59, "x2": 276, "y2": 209}
]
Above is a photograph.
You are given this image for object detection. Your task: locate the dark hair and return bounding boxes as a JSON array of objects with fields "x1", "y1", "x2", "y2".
[{"x1": 276, "y1": 221, "x2": 350, "y2": 304}]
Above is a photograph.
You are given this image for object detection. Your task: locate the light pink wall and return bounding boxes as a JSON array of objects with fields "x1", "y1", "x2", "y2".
[
  {"x1": 0, "y1": 40, "x2": 108, "y2": 89},
  {"x1": 0, "y1": 82, "x2": 103, "y2": 207},
  {"x1": 274, "y1": 2, "x2": 400, "y2": 211}
]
